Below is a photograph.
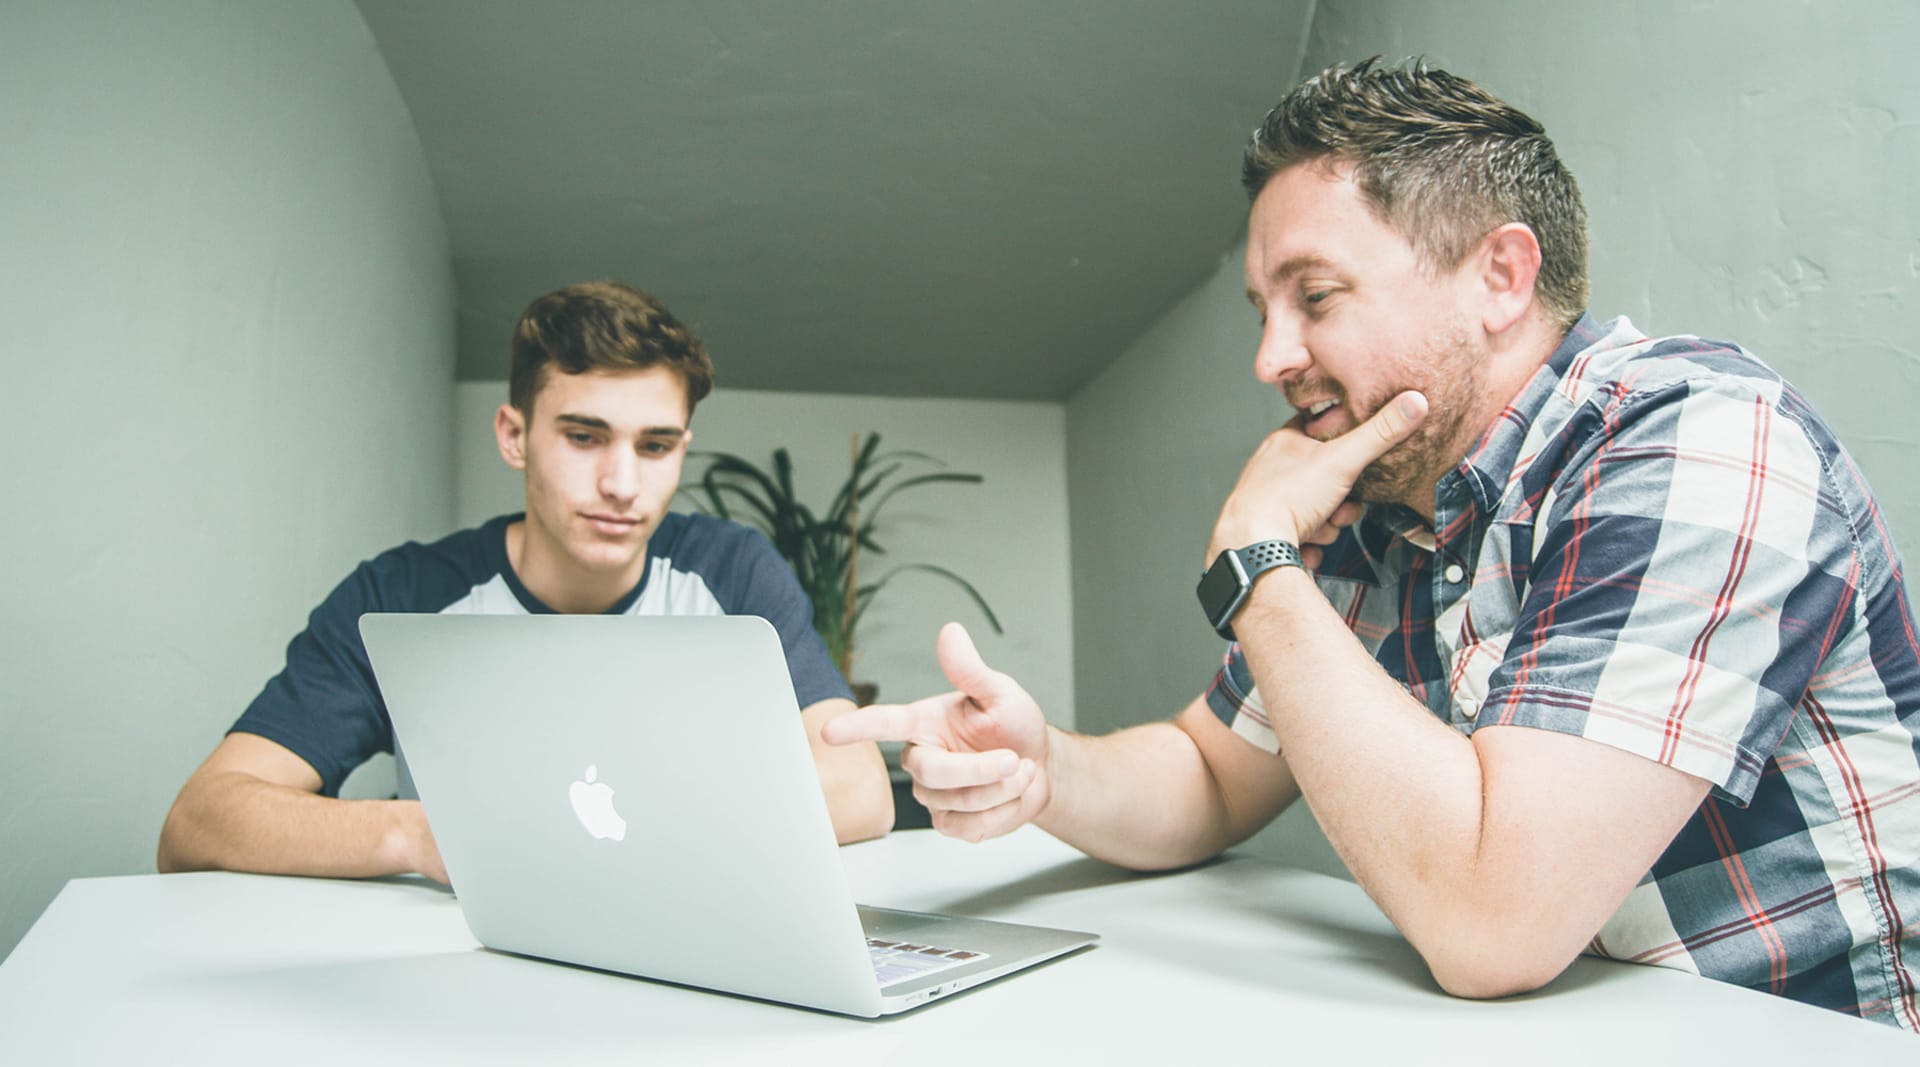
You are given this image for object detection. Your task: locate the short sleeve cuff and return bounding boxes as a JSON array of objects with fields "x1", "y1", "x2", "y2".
[
  {"x1": 225, "y1": 722, "x2": 357, "y2": 799},
  {"x1": 1205, "y1": 643, "x2": 1281, "y2": 755},
  {"x1": 1477, "y1": 683, "x2": 1768, "y2": 804}
]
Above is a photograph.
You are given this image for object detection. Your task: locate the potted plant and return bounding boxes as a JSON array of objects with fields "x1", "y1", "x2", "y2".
[{"x1": 684, "y1": 432, "x2": 1003, "y2": 701}]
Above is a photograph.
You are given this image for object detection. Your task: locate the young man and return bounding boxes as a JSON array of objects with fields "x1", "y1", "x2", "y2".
[
  {"x1": 160, "y1": 281, "x2": 893, "y2": 882},
  {"x1": 828, "y1": 59, "x2": 1920, "y2": 1030}
]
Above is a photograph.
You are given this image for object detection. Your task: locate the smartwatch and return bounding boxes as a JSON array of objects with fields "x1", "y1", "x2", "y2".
[{"x1": 1196, "y1": 539, "x2": 1304, "y2": 640}]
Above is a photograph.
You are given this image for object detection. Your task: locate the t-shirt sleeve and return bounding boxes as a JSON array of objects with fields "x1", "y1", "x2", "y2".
[
  {"x1": 229, "y1": 560, "x2": 394, "y2": 797},
  {"x1": 1475, "y1": 377, "x2": 1858, "y2": 804},
  {"x1": 722, "y1": 529, "x2": 856, "y2": 708}
]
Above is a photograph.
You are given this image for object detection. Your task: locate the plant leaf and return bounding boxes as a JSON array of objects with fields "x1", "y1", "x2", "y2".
[
  {"x1": 851, "y1": 563, "x2": 1003, "y2": 635},
  {"x1": 683, "y1": 438, "x2": 999, "y2": 666},
  {"x1": 860, "y1": 472, "x2": 986, "y2": 533}
]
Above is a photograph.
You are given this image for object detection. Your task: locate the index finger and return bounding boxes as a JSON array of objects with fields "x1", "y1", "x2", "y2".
[
  {"x1": 820, "y1": 693, "x2": 957, "y2": 747},
  {"x1": 1333, "y1": 390, "x2": 1428, "y2": 471}
]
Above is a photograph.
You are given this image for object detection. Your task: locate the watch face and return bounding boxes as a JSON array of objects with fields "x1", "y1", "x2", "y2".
[{"x1": 1196, "y1": 551, "x2": 1247, "y2": 627}]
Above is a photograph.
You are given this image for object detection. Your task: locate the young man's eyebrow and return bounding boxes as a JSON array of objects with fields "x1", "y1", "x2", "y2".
[{"x1": 552, "y1": 414, "x2": 685, "y2": 438}]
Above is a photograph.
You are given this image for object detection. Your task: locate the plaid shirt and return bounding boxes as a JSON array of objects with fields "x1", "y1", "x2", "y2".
[{"x1": 1207, "y1": 315, "x2": 1920, "y2": 1031}]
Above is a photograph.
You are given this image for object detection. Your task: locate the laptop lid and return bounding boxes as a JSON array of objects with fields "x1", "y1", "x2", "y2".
[{"x1": 360, "y1": 612, "x2": 1093, "y2": 1017}]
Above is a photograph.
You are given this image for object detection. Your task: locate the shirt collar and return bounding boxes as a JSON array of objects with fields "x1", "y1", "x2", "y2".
[
  {"x1": 1318, "y1": 503, "x2": 1432, "y2": 584},
  {"x1": 1454, "y1": 313, "x2": 1604, "y2": 500}
]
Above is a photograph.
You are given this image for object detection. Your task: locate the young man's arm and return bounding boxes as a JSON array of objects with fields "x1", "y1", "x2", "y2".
[
  {"x1": 704, "y1": 522, "x2": 896, "y2": 843},
  {"x1": 156, "y1": 732, "x2": 444, "y2": 881},
  {"x1": 800, "y1": 698, "x2": 894, "y2": 844},
  {"x1": 159, "y1": 703, "x2": 894, "y2": 873}
]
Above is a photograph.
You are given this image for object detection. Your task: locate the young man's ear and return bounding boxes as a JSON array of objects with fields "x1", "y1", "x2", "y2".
[
  {"x1": 494, "y1": 403, "x2": 529, "y2": 471},
  {"x1": 1476, "y1": 221, "x2": 1542, "y2": 335}
]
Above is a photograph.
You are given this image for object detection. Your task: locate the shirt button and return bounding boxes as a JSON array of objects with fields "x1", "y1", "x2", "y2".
[{"x1": 1443, "y1": 563, "x2": 1466, "y2": 584}]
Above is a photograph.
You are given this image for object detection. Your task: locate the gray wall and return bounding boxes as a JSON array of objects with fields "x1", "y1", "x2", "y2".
[
  {"x1": 0, "y1": 2, "x2": 454, "y2": 960},
  {"x1": 1068, "y1": 247, "x2": 1282, "y2": 732},
  {"x1": 1065, "y1": 0, "x2": 1920, "y2": 872}
]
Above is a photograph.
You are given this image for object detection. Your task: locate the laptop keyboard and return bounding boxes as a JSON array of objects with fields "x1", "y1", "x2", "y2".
[{"x1": 867, "y1": 938, "x2": 990, "y2": 986}]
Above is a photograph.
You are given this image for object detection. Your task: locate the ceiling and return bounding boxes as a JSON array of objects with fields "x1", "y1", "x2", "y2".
[{"x1": 355, "y1": 2, "x2": 1312, "y2": 399}]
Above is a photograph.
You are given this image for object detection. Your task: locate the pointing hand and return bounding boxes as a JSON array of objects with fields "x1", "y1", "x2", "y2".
[{"x1": 822, "y1": 623, "x2": 1051, "y2": 842}]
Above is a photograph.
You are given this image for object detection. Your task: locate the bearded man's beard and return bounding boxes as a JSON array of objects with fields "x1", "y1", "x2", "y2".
[{"x1": 1347, "y1": 329, "x2": 1487, "y2": 509}]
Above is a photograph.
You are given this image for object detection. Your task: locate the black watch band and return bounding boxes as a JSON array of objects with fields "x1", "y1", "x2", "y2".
[{"x1": 1195, "y1": 539, "x2": 1305, "y2": 641}]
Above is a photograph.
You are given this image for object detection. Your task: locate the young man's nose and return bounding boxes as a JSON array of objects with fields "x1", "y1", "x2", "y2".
[{"x1": 598, "y1": 450, "x2": 642, "y2": 504}]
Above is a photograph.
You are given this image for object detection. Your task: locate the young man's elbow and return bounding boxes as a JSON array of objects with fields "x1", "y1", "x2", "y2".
[
  {"x1": 857, "y1": 786, "x2": 897, "y2": 842},
  {"x1": 833, "y1": 777, "x2": 896, "y2": 844},
  {"x1": 154, "y1": 803, "x2": 202, "y2": 874}
]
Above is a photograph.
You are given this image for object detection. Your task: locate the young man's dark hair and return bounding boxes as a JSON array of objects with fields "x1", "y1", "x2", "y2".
[
  {"x1": 509, "y1": 280, "x2": 716, "y2": 416},
  {"x1": 1242, "y1": 56, "x2": 1590, "y2": 330}
]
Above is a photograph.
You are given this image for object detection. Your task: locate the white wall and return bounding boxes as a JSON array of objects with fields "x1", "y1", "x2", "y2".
[
  {"x1": 455, "y1": 383, "x2": 1076, "y2": 728},
  {"x1": 0, "y1": 2, "x2": 454, "y2": 959},
  {"x1": 1065, "y1": 0, "x2": 1920, "y2": 875}
]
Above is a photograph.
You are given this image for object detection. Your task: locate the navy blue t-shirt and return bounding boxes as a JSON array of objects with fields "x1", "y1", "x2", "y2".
[{"x1": 231, "y1": 512, "x2": 853, "y2": 796}]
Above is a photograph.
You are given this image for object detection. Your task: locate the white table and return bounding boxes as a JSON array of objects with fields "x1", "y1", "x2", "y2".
[{"x1": 1, "y1": 827, "x2": 1908, "y2": 1063}]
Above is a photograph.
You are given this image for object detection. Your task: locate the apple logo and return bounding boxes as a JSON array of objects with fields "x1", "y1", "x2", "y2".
[{"x1": 568, "y1": 764, "x2": 627, "y2": 842}]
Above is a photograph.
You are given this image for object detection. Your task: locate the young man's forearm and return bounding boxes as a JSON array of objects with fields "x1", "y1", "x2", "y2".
[
  {"x1": 157, "y1": 774, "x2": 435, "y2": 879},
  {"x1": 819, "y1": 757, "x2": 895, "y2": 844},
  {"x1": 802, "y1": 699, "x2": 896, "y2": 844}
]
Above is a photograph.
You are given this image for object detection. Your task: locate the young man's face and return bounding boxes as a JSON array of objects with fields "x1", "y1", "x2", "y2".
[
  {"x1": 495, "y1": 365, "x2": 691, "y2": 606},
  {"x1": 1242, "y1": 158, "x2": 1491, "y2": 509}
]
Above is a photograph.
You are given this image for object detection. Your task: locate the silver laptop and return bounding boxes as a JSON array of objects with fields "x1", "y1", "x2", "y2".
[{"x1": 359, "y1": 612, "x2": 1096, "y2": 1017}]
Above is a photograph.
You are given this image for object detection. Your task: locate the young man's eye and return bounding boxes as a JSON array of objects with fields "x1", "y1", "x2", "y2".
[
  {"x1": 640, "y1": 440, "x2": 671, "y2": 455},
  {"x1": 565, "y1": 431, "x2": 597, "y2": 446}
]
